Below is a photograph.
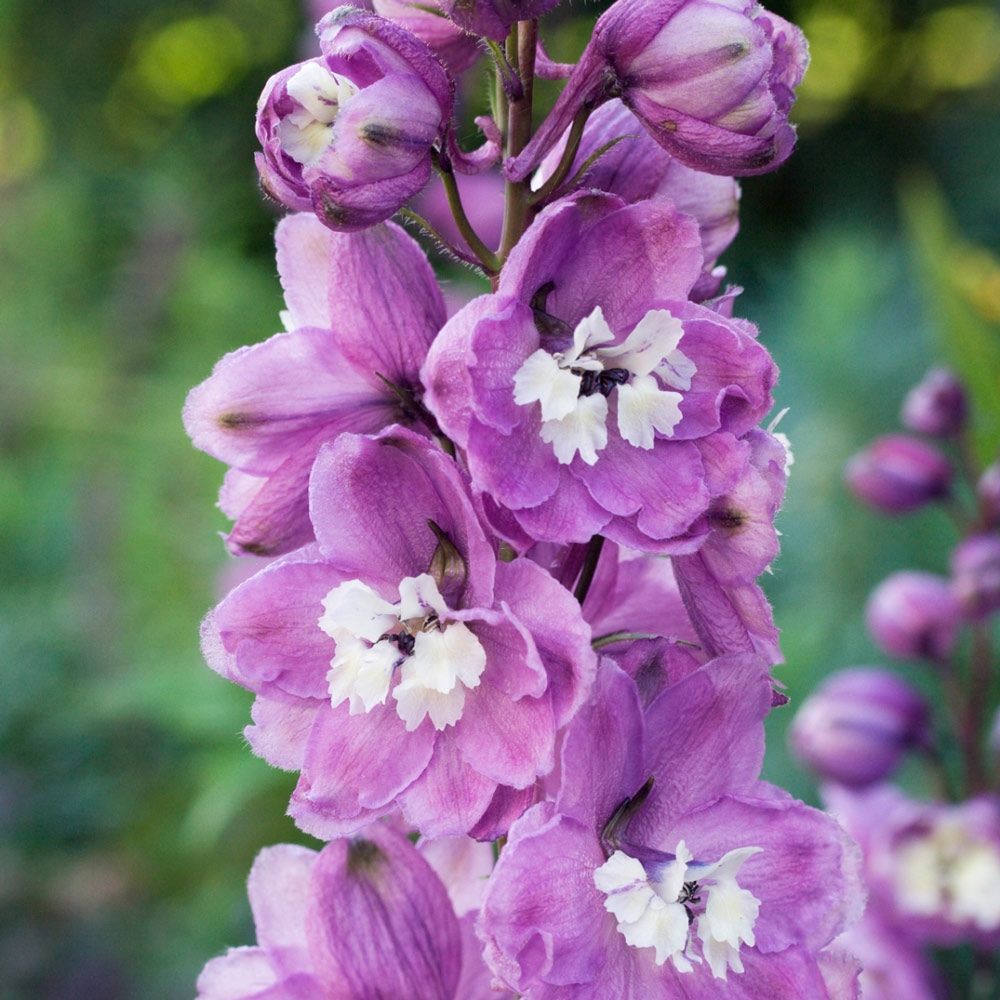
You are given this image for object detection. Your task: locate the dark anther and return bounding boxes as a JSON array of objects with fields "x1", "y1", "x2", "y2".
[
  {"x1": 386, "y1": 632, "x2": 415, "y2": 656},
  {"x1": 577, "y1": 367, "x2": 630, "y2": 398},
  {"x1": 678, "y1": 881, "x2": 701, "y2": 906}
]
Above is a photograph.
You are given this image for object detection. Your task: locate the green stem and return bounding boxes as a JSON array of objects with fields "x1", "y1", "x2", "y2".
[
  {"x1": 398, "y1": 207, "x2": 482, "y2": 269},
  {"x1": 592, "y1": 630, "x2": 659, "y2": 650},
  {"x1": 573, "y1": 534, "x2": 605, "y2": 605},
  {"x1": 529, "y1": 103, "x2": 592, "y2": 206},
  {"x1": 433, "y1": 155, "x2": 501, "y2": 273},
  {"x1": 498, "y1": 20, "x2": 537, "y2": 264}
]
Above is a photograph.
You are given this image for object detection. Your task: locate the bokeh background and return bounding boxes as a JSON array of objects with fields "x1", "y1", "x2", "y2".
[{"x1": 1, "y1": 0, "x2": 998, "y2": 995}]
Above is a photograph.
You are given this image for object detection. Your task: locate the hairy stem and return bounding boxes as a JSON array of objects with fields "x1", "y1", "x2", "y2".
[
  {"x1": 433, "y1": 154, "x2": 501, "y2": 273},
  {"x1": 398, "y1": 207, "x2": 484, "y2": 270},
  {"x1": 498, "y1": 20, "x2": 537, "y2": 264}
]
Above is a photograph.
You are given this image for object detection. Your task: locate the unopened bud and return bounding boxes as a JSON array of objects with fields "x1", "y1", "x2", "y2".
[
  {"x1": 901, "y1": 367, "x2": 967, "y2": 437},
  {"x1": 866, "y1": 572, "x2": 962, "y2": 662},
  {"x1": 845, "y1": 435, "x2": 952, "y2": 514},
  {"x1": 789, "y1": 667, "x2": 931, "y2": 787}
]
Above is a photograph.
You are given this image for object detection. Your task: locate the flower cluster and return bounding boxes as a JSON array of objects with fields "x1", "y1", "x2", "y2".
[
  {"x1": 791, "y1": 366, "x2": 1000, "y2": 999},
  {"x1": 185, "y1": 1, "x2": 869, "y2": 995}
]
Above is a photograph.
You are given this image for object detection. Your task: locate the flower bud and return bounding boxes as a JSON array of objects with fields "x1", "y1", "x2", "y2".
[
  {"x1": 978, "y1": 462, "x2": 1000, "y2": 529},
  {"x1": 507, "y1": 0, "x2": 809, "y2": 182},
  {"x1": 438, "y1": 0, "x2": 560, "y2": 42},
  {"x1": 534, "y1": 99, "x2": 740, "y2": 287},
  {"x1": 951, "y1": 534, "x2": 1000, "y2": 620},
  {"x1": 789, "y1": 667, "x2": 931, "y2": 787},
  {"x1": 866, "y1": 571, "x2": 962, "y2": 663},
  {"x1": 900, "y1": 367, "x2": 968, "y2": 437},
  {"x1": 255, "y1": 9, "x2": 453, "y2": 231},
  {"x1": 845, "y1": 434, "x2": 952, "y2": 514}
]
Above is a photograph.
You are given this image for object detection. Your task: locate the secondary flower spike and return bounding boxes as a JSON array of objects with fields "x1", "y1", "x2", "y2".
[
  {"x1": 506, "y1": 0, "x2": 809, "y2": 182},
  {"x1": 421, "y1": 192, "x2": 777, "y2": 551},
  {"x1": 480, "y1": 660, "x2": 862, "y2": 997},
  {"x1": 196, "y1": 826, "x2": 503, "y2": 1000},
  {"x1": 184, "y1": 213, "x2": 445, "y2": 556},
  {"x1": 256, "y1": 7, "x2": 453, "y2": 230},
  {"x1": 201, "y1": 428, "x2": 594, "y2": 839}
]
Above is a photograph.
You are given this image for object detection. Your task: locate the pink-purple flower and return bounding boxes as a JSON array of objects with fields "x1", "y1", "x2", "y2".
[
  {"x1": 255, "y1": 8, "x2": 453, "y2": 230},
  {"x1": 534, "y1": 99, "x2": 741, "y2": 299},
  {"x1": 506, "y1": 0, "x2": 809, "y2": 182},
  {"x1": 184, "y1": 212, "x2": 445, "y2": 556},
  {"x1": 202, "y1": 427, "x2": 595, "y2": 838},
  {"x1": 480, "y1": 660, "x2": 861, "y2": 996},
  {"x1": 422, "y1": 191, "x2": 777, "y2": 552},
  {"x1": 196, "y1": 824, "x2": 504, "y2": 1000}
]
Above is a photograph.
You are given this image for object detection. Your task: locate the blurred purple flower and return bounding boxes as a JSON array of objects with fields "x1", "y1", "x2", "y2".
[
  {"x1": 900, "y1": 367, "x2": 967, "y2": 437},
  {"x1": 951, "y1": 533, "x2": 1000, "y2": 620},
  {"x1": 978, "y1": 461, "x2": 1000, "y2": 529},
  {"x1": 826, "y1": 784, "x2": 1000, "y2": 948}
]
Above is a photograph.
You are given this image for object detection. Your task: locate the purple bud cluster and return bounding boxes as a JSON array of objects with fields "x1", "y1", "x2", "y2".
[
  {"x1": 182, "y1": 2, "x2": 874, "y2": 996},
  {"x1": 789, "y1": 365, "x2": 1000, "y2": 995}
]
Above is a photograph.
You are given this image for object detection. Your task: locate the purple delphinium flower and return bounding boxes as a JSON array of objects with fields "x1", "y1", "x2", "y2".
[
  {"x1": 255, "y1": 8, "x2": 453, "y2": 230},
  {"x1": 506, "y1": 0, "x2": 809, "y2": 182},
  {"x1": 534, "y1": 99, "x2": 741, "y2": 299},
  {"x1": 789, "y1": 667, "x2": 932, "y2": 788},
  {"x1": 865, "y1": 571, "x2": 962, "y2": 664},
  {"x1": 845, "y1": 434, "x2": 952, "y2": 515},
  {"x1": 184, "y1": 212, "x2": 445, "y2": 556},
  {"x1": 421, "y1": 191, "x2": 777, "y2": 552},
  {"x1": 201, "y1": 427, "x2": 594, "y2": 838},
  {"x1": 825, "y1": 784, "x2": 1000, "y2": 949},
  {"x1": 480, "y1": 660, "x2": 862, "y2": 997},
  {"x1": 196, "y1": 824, "x2": 502, "y2": 1000}
]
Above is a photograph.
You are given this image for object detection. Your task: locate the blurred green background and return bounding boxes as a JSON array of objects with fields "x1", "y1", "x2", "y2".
[{"x1": 1, "y1": 0, "x2": 998, "y2": 995}]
